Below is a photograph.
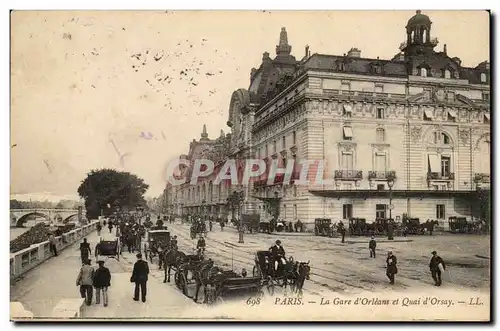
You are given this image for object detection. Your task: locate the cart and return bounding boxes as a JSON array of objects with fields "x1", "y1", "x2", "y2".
[
  {"x1": 144, "y1": 229, "x2": 170, "y2": 263},
  {"x1": 98, "y1": 238, "x2": 120, "y2": 261},
  {"x1": 205, "y1": 270, "x2": 263, "y2": 305}
]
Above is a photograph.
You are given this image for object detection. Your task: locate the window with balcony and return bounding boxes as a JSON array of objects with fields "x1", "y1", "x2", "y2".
[
  {"x1": 376, "y1": 128, "x2": 385, "y2": 142},
  {"x1": 376, "y1": 108, "x2": 385, "y2": 119},
  {"x1": 341, "y1": 152, "x2": 354, "y2": 170},
  {"x1": 375, "y1": 153, "x2": 387, "y2": 172},
  {"x1": 343, "y1": 204, "x2": 353, "y2": 219},
  {"x1": 376, "y1": 204, "x2": 387, "y2": 219},
  {"x1": 292, "y1": 131, "x2": 297, "y2": 145},
  {"x1": 436, "y1": 204, "x2": 445, "y2": 219},
  {"x1": 343, "y1": 104, "x2": 352, "y2": 117},
  {"x1": 441, "y1": 156, "x2": 451, "y2": 177},
  {"x1": 343, "y1": 126, "x2": 353, "y2": 140}
]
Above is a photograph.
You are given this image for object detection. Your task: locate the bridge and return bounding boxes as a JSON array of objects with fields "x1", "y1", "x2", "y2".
[
  {"x1": 10, "y1": 208, "x2": 85, "y2": 227},
  {"x1": 10, "y1": 218, "x2": 199, "y2": 320}
]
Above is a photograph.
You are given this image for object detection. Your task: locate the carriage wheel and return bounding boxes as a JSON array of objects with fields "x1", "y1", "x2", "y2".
[{"x1": 178, "y1": 272, "x2": 188, "y2": 296}]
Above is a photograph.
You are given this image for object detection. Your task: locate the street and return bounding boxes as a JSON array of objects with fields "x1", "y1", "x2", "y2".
[{"x1": 159, "y1": 219, "x2": 490, "y2": 299}]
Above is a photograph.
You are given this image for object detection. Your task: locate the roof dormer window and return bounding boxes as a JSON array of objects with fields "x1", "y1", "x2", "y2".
[
  {"x1": 420, "y1": 67, "x2": 427, "y2": 77},
  {"x1": 444, "y1": 69, "x2": 451, "y2": 79},
  {"x1": 480, "y1": 73, "x2": 487, "y2": 83}
]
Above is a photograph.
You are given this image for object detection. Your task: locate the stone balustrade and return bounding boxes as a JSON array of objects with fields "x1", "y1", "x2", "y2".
[{"x1": 10, "y1": 220, "x2": 100, "y2": 281}]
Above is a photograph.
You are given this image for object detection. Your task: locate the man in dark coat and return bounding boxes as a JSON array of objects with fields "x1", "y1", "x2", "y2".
[
  {"x1": 338, "y1": 221, "x2": 346, "y2": 243},
  {"x1": 80, "y1": 238, "x2": 92, "y2": 263},
  {"x1": 369, "y1": 236, "x2": 377, "y2": 258},
  {"x1": 386, "y1": 251, "x2": 397, "y2": 285},
  {"x1": 93, "y1": 260, "x2": 111, "y2": 306},
  {"x1": 196, "y1": 236, "x2": 206, "y2": 254},
  {"x1": 108, "y1": 220, "x2": 114, "y2": 233},
  {"x1": 429, "y1": 251, "x2": 446, "y2": 286},
  {"x1": 269, "y1": 240, "x2": 286, "y2": 275},
  {"x1": 131, "y1": 253, "x2": 149, "y2": 302}
]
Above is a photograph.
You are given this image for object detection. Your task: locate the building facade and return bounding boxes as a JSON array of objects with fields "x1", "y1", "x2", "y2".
[{"x1": 166, "y1": 11, "x2": 490, "y2": 230}]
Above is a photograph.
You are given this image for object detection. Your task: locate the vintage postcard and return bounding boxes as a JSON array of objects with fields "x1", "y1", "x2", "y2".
[{"x1": 10, "y1": 10, "x2": 490, "y2": 322}]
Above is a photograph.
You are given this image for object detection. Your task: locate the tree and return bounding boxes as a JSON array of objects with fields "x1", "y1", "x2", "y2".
[{"x1": 77, "y1": 169, "x2": 149, "y2": 220}]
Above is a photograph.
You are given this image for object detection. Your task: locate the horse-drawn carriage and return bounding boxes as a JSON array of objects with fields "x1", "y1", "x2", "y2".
[
  {"x1": 314, "y1": 218, "x2": 332, "y2": 236},
  {"x1": 98, "y1": 238, "x2": 120, "y2": 261},
  {"x1": 252, "y1": 250, "x2": 310, "y2": 296},
  {"x1": 144, "y1": 229, "x2": 170, "y2": 263}
]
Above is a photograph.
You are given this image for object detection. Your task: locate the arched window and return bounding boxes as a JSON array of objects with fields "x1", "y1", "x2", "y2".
[
  {"x1": 441, "y1": 133, "x2": 450, "y2": 144},
  {"x1": 411, "y1": 31, "x2": 415, "y2": 43},
  {"x1": 420, "y1": 68, "x2": 427, "y2": 77},
  {"x1": 444, "y1": 69, "x2": 451, "y2": 79},
  {"x1": 480, "y1": 73, "x2": 487, "y2": 83},
  {"x1": 422, "y1": 29, "x2": 427, "y2": 43}
]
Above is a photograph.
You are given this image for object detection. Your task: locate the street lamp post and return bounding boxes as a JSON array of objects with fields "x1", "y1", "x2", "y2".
[{"x1": 387, "y1": 173, "x2": 396, "y2": 240}]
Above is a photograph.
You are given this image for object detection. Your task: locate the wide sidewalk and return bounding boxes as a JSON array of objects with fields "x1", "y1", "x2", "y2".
[{"x1": 11, "y1": 227, "x2": 200, "y2": 320}]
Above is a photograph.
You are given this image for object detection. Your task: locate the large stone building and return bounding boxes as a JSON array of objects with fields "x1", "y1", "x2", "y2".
[{"x1": 166, "y1": 11, "x2": 490, "y2": 230}]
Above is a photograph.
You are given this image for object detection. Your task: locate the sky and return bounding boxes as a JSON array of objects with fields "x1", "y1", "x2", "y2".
[{"x1": 10, "y1": 10, "x2": 489, "y2": 199}]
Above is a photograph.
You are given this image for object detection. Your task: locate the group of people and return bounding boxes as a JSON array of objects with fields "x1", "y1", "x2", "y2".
[{"x1": 367, "y1": 236, "x2": 446, "y2": 286}]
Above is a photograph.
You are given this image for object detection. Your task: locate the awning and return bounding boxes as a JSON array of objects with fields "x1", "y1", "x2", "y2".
[
  {"x1": 448, "y1": 110, "x2": 457, "y2": 118},
  {"x1": 428, "y1": 154, "x2": 440, "y2": 173},
  {"x1": 424, "y1": 110, "x2": 434, "y2": 119},
  {"x1": 343, "y1": 126, "x2": 353, "y2": 138},
  {"x1": 343, "y1": 104, "x2": 352, "y2": 113},
  {"x1": 485, "y1": 113, "x2": 490, "y2": 120}
]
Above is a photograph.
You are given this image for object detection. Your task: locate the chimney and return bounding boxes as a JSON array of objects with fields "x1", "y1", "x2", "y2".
[
  {"x1": 347, "y1": 47, "x2": 361, "y2": 58},
  {"x1": 452, "y1": 57, "x2": 462, "y2": 66},
  {"x1": 443, "y1": 44, "x2": 447, "y2": 55},
  {"x1": 305, "y1": 45, "x2": 309, "y2": 58}
]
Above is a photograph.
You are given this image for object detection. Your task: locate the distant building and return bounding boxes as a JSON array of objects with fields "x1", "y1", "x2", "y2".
[{"x1": 166, "y1": 11, "x2": 490, "y2": 230}]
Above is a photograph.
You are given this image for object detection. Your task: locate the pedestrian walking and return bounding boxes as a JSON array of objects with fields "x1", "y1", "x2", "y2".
[
  {"x1": 80, "y1": 238, "x2": 92, "y2": 263},
  {"x1": 108, "y1": 220, "x2": 113, "y2": 234},
  {"x1": 369, "y1": 236, "x2": 377, "y2": 258},
  {"x1": 48, "y1": 233, "x2": 58, "y2": 257},
  {"x1": 76, "y1": 259, "x2": 94, "y2": 306},
  {"x1": 429, "y1": 251, "x2": 446, "y2": 286},
  {"x1": 96, "y1": 223, "x2": 102, "y2": 237},
  {"x1": 386, "y1": 251, "x2": 398, "y2": 285},
  {"x1": 93, "y1": 260, "x2": 111, "y2": 307},
  {"x1": 338, "y1": 221, "x2": 346, "y2": 243},
  {"x1": 130, "y1": 253, "x2": 149, "y2": 303}
]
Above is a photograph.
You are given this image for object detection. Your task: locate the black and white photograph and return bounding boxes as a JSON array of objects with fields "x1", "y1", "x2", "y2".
[{"x1": 9, "y1": 9, "x2": 490, "y2": 321}]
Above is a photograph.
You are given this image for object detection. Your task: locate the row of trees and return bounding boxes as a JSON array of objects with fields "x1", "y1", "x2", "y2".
[
  {"x1": 77, "y1": 169, "x2": 149, "y2": 220},
  {"x1": 10, "y1": 199, "x2": 82, "y2": 210}
]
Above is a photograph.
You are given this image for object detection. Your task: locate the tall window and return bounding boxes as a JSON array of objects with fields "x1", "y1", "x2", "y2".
[
  {"x1": 375, "y1": 153, "x2": 387, "y2": 172},
  {"x1": 376, "y1": 108, "x2": 385, "y2": 119},
  {"x1": 293, "y1": 204, "x2": 297, "y2": 218},
  {"x1": 343, "y1": 204, "x2": 353, "y2": 219},
  {"x1": 376, "y1": 128, "x2": 385, "y2": 142},
  {"x1": 442, "y1": 133, "x2": 450, "y2": 144},
  {"x1": 292, "y1": 131, "x2": 297, "y2": 145},
  {"x1": 436, "y1": 204, "x2": 445, "y2": 219},
  {"x1": 376, "y1": 204, "x2": 387, "y2": 219},
  {"x1": 441, "y1": 156, "x2": 451, "y2": 176},
  {"x1": 341, "y1": 152, "x2": 353, "y2": 170},
  {"x1": 282, "y1": 136, "x2": 286, "y2": 149},
  {"x1": 420, "y1": 68, "x2": 427, "y2": 77},
  {"x1": 283, "y1": 205, "x2": 286, "y2": 218}
]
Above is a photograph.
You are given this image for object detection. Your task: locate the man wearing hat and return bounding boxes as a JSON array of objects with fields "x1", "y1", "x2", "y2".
[
  {"x1": 131, "y1": 253, "x2": 149, "y2": 302},
  {"x1": 429, "y1": 251, "x2": 446, "y2": 286},
  {"x1": 369, "y1": 236, "x2": 377, "y2": 258},
  {"x1": 386, "y1": 251, "x2": 398, "y2": 285},
  {"x1": 76, "y1": 259, "x2": 94, "y2": 306},
  {"x1": 93, "y1": 260, "x2": 111, "y2": 307},
  {"x1": 269, "y1": 240, "x2": 286, "y2": 276}
]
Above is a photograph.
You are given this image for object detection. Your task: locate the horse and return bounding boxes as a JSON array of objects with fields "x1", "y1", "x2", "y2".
[
  {"x1": 291, "y1": 261, "x2": 311, "y2": 297},
  {"x1": 162, "y1": 248, "x2": 187, "y2": 283},
  {"x1": 191, "y1": 259, "x2": 216, "y2": 303}
]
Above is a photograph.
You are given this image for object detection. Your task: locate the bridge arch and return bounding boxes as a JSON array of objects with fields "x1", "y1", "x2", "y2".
[
  {"x1": 62, "y1": 214, "x2": 78, "y2": 224},
  {"x1": 15, "y1": 212, "x2": 50, "y2": 228}
]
